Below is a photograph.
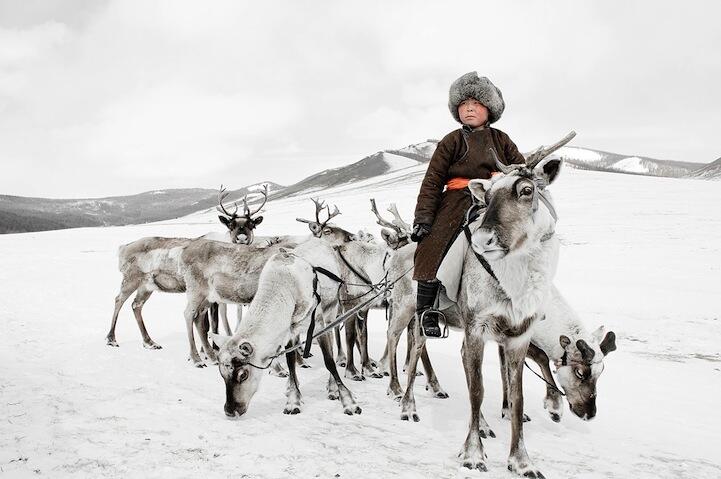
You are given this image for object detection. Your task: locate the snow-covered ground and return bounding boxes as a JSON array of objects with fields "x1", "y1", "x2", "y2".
[{"x1": 1, "y1": 166, "x2": 720, "y2": 478}]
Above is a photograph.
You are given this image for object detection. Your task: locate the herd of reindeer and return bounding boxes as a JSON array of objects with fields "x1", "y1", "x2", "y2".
[{"x1": 104, "y1": 133, "x2": 616, "y2": 477}]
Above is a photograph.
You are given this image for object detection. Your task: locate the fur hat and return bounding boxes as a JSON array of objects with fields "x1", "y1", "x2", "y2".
[{"x1": 448, "y1": 72, "x2": 505, "y2": 124}]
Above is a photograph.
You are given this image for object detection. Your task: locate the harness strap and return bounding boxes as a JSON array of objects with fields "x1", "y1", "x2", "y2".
[
  {"x1": 334, "y1": 246, "x2": 373, "y2": 285},
  {"x1": 524, "y1": 360, "x2": 566, "y2": 397},
  {"x1": 463, "y1": 225, "x2": 500, "y2": 283},
  {"x1": 303, "y1": 271, "x2": 323, "y2": 358}
]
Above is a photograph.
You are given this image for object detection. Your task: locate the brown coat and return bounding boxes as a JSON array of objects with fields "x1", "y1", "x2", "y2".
[{"x1": 413, "y1": 126, "x2": 526, "y2": 281}]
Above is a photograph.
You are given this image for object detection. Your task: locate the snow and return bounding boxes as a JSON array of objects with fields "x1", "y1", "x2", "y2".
[
  {"x1": 556, "y1": 146, "x2": 605, "y2": 164},
  {"x1": 381, "y1": 152, "x2": 421, "y2": 172},
  {"x1": 612, "y1": 156, "x2": 649, "y2": 174},
  {"x1": 2, "y1": 167, "x2": 721, "y2": 478}
]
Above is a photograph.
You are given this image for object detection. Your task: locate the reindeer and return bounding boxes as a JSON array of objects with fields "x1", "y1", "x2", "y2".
[
  {"x1": 105, "y1": 185, "x2": 269, "y2": 350},
  {"x1": 210, "y1": 238, "x2": 365, "y2": 417},
  {"x1": 393, "y1": 133, "x2": 576, "y2": 476},
  {"x1": 498, "y1": 285, "x2": 617, "y2": 424}
]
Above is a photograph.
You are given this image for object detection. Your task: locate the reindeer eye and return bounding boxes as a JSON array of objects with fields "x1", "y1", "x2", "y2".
[
  {"x1": 575, "y1": 369, "x2": 584, "y2": 380},
  {"x1": 236, "y1": 369, "x2": 249, "y2": 383},
  {"x1": 520, "y1": 186, "x2": 533, "y2": 197}
]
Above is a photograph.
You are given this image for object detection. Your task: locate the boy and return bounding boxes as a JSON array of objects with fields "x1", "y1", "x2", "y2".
[{"x1": 411, "y1": 72, "x2": 526, "y2": 337}]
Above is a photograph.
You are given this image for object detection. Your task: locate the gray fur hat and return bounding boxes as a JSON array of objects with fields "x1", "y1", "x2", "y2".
[{"x1": 448, "y1": 72, "x2": 505, "y2": 124}]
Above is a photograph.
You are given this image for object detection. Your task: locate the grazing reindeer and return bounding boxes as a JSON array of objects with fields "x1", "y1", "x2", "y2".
[
  {"x1": 397, "y1": 133, "x2": 575, "y2": 476},
  {"x1": 210, "y1": 239, "x2": 363, "y2": 417},
  {"x1": 498, "y1": 286, "x2": 617, "y2": 423}
]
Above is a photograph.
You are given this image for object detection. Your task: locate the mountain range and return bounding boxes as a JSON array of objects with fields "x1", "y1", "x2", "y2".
[{"x1": 1, "y1": 141, "x2": 717, "y2": 234}]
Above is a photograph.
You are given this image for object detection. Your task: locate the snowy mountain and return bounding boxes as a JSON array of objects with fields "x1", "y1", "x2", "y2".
[
  {"x1": 554, "y1": 146, "x2": 702, "y2": 178},
  {"x1": 2, "y1": 163, "x2": 720, "y2": 478},
  {"x1": 0, "y1": 182, "x2": 283, "y2": 234},
  {"x1": 686, "y1": 156, "x2": 721, "y2": 180}
]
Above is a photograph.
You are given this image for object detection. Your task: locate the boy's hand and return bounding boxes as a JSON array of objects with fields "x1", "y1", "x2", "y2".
[{"x1": 411, "y1": 223, "x2": 431, "y2": 242}]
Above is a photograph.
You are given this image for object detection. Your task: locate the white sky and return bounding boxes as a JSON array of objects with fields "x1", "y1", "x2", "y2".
[{"x1": 1, "y1": 0, "x2": 719, "y2": 198}]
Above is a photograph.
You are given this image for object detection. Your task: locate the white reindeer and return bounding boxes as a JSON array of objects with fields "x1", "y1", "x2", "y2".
[
  {"x1": 397, "y1": 133, "x2": 575, "y2": 476},
  {"x1": 210, "y1": 238, "x2": 364, "y2": 417}
]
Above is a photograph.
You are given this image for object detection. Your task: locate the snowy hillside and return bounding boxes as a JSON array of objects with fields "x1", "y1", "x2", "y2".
[
  {"x1": 555, "y1": 146, "x2": 702, "y2": 178},
  {"x1": 0, "y1": 182, "x2": 283, "y2": 234},
  {"x1": 1, "y1": 164, "x2": 720, "y2": 478},
  {"x1": 686, "y1": 156, "x2": 721, "y2": 180}
]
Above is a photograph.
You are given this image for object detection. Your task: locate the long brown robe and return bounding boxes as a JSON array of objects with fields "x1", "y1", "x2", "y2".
[{"x1": 412, "y1": 125, "x2": 526, "y2": 281}]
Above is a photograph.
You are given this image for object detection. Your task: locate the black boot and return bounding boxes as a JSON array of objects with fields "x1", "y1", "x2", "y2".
[{"x1": 416, "y1": 280, "x2": 444, "y2": 338}]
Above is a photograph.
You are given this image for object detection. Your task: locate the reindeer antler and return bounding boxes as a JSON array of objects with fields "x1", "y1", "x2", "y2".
[
  {"x1": 370, "y1": 199, "x2": 411, "y2": 236},
  {"x1": 296, "y1": 197, "x2": 341, "y2": 228},
  {"x1": 241, "y1": 184, "x2": 269, "y2": 219},
  {"x1": 387, "y1": 203, "x2": 412, "y2": 234},
  {"x1": 525, "y1": 131, "x2": 577, "y2": 169},
  {"x1": 216, "y1": 184, "x2": 239, "y2": 217}
]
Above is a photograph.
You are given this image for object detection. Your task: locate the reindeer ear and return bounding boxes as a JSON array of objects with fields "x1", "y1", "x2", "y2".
[
  {"x1": 533, "y1": 158, "x2": 563, "y2": 186},
  {"x1": 238, "y1": 342, "x2": 254, "y2": 358},
  {"x1": 576, "y1": 339, "x2": 596, "y2": 363},
  {"x1": 467, "y1": 179, "x2": 492, "y2": 204},
  {"x1": 559, "y1": 335, "x2": 572, "y2": 349},
  {"x1": 254, "y1": 215, "x2": 263, "y2": 225},
  {"x1": 210, "y1": 332, "x2": 231, "y2": 348},
  {"x1": 600, "y1": 331, "x2": 617, "y2": 356},
  {"x1": 381, "y1": 229, "x2": 399, "y2": 248},
  {"x1": 218, "y1": 215, "x2": 231, "y2": 227},
  {"x1": 309, "y1": 223, "x2": 322, "y2": 236}
]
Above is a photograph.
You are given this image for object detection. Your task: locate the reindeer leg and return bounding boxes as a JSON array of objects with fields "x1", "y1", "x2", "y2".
[
  {"x1": 420, "y1": 345, "x2": 448, "y2": 399},
  {"x1": 403, "y1": 327, "x2": 423, "y2": 377},
  {"x1": 527, "y1": 343, "x2": 563, "y2": 422},
  {"x1": 334, "y1": 326, "x2": 346, "y2": 367},
  {"x1": 385, "y1": 303, "x2": 411, "y2": 399},
  {"x1": 500, "y1": 344, "x2": 531, "y2": 422},
  {"x1": 106, "y1": 277, "x2": 139, "y2": 346},
  {"x1": 318, "y1": 331, "x2": 361, "y2": 415},
  {"x1": 184, "y1": 298, "x2": 206, "y2": 368},
  {"x1": 400, "y1": 316, "x2": 424, "y2": 422},
  {"x1": 357, "y1": 310, "x2": 381, "y2": 378},
  {"x1": 283, "y1": 351, "x2": 302, "y2": 414},
  {"x1": 130, "y1": 287, "x2": 161, "y2": 349},
  {"x1": 209, "y1": 303, "x2": 219, "y2": 335},
  {"x1": 459, "y1": 329, "x2": 488, "y2": 471},
  {"x1": 506, "y1": 341, "x2": 543, "y2": 478},
  {"x1": 219, "y1": 303, "x2": 232, "y2": 336},
  {"x1": 344, "y1": 316, "x2": 364, "y2": 381},
  {"x1": 195, "y1": 308, "x2": 218, "y2": 364},
  {"x1": 235, "y1": 304, "x2": 243, "y2": 332}
]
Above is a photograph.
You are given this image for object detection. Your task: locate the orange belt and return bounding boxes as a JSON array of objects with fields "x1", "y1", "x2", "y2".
[
  {"x1": 446, "y1": 172, "x2": 501, "y2": 190},
  {"x1": 446, "y1": 177, "x2": 470, "y2": 190}
]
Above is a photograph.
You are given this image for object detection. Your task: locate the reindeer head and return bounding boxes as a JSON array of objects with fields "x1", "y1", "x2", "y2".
[
  {"x1": 212, "y1": 335, "x2": 264, "y2": 418},
  {"x1": 370, "y1": 199, "x2": 412, "y2": 250},
  {"x1": 554, "y1": 327, "x2": 617, "y2": 420},
  {"x1": 296, "y1": 198, "x2": 354, "y2": 245},
  {"x1": 216, "y1": 184, "x2": 269, "y2": 245},
  {"x1": 468, "y1": 131, "x2": 575, "y2": 260}
]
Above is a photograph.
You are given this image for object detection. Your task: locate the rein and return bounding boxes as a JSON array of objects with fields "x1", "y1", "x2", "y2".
[
  {"x1": 242, "y1": 262, "x2": 413, "y2": 370},
  {"x1": 523, "y1": 360, "x2": 567, "y2": 397}
]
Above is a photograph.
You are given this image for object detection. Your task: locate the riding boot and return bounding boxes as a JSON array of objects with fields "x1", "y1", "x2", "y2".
[{"x1": 416, "y1": 280, "x2": 443, "y2": 338}]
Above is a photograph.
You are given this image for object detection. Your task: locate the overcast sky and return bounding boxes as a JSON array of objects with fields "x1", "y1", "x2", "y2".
[{"x1": 1, "y1": 0, "x2": 719, "y2": 198}]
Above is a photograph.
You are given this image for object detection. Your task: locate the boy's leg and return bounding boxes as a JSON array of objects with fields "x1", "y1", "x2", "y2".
[{"x1": 416, "y1": 280, "x2": 443, "y2": 338}]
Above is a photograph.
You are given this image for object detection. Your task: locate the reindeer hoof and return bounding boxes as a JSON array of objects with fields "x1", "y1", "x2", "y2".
[
  {"x1": 283, "y1": 407, "x2": 301, "y2": 415},
  {"x1": 479, "y1": 427, "x2": 496, "y2": 439},
  {"x1": 508, "y1": 460, "x2": 544, "y2": 478},
  {"x1": 328, "y1": 392, "x2": 340, "y2": 401},
  {"x1": 549, "y1": 412, "x2": 561, "y2": 423},
  {"x1": 299, "y1": 363, "x2": 312, "y2": 369},
  {"x1": 194, "y1": 362, "x2": 206, "y2": 368},
  {"x1": 143, "y1": 342, "x2": 162, "y2": 350},
  {"x1": 382, "y1": 371, "x2": 389, "y2": 377},
  {"x1": 344, "y1": 406, "x2": 362, "y2": 415},
  {"x1": 400, "y1": 412, "x2": 420, "y2": 422},
  {"x1": 462, "y1": 461, "x2": 488, "y2": 472},
  {"x1": 106, "y1": 338, "x2": 119, "y2": 347}
]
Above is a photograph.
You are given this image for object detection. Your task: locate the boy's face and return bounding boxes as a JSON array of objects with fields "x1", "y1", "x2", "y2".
[{"x1": 458, "y1": 98, "x2": 489, "y2": 128}]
